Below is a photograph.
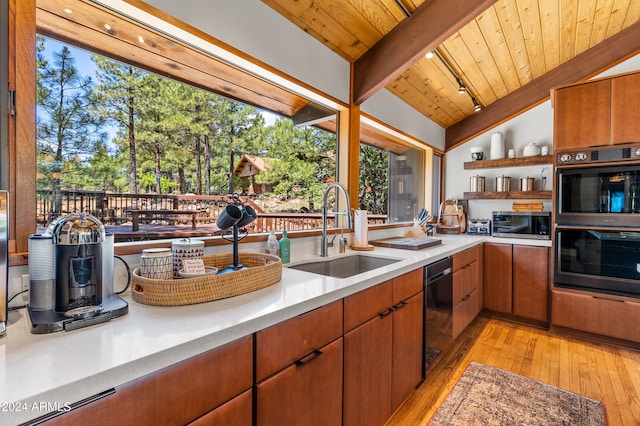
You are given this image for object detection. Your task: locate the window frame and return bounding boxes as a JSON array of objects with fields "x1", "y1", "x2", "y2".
[{"x1": 9, "y1": 0, "x2": 437, "y2": 264}]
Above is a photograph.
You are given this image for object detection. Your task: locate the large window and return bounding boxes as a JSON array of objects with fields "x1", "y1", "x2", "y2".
[
  {"x1": 36, "y1": 37, "x2": 338, "y2": 236},
  {"x1": 7, "y1": 0, "x2": 438, "y2": 256}
]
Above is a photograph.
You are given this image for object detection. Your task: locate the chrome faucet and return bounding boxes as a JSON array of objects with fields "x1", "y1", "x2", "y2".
[{"x1": 321, "y1": 182, "x2": 352, "y2": 257}]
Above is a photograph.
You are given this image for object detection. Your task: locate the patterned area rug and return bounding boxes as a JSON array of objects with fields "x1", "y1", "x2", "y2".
[{"x1": 429, "y1": 361, "x2": 606, "y2": 425}]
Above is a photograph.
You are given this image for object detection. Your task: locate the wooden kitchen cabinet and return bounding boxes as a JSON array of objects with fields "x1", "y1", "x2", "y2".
[
  {"x1": 554, "y1": 71, "x2": 640, "y2": 150},
  {"x1": 483, "y1": 243, "x2": 549, "y2": 323},
  {"x1": 483, "y1": 243, "x2": 513, "y2": 314},
  {"x1": 553, "y1": 79, "x2": 612, "y2": 150},
  {"x1": 452, "y1": 246, "x2": 482, "y2": 338},
  {"x1": 390, "y1": 269, "x2": 424, "y2": 413},
  {"x1": 39, "y1": 335, "x2": 254, "y2": 426},
  {"x1": 343, "y1": 279, "x2": 393, "y2": 426},
  {"x1": 512, "y1": 245, "x2": 548, "y2": 321},
  {"x1": 611, "y1": 72, "x2": 640, "y2": 145},
  {"x1": 255, "y1": 300, "x2": 343, "y2": 426},
  {"x1": 551, "y1": 288, "x2": 640, "y2": 343},
  {"x1": 343, "y1": 269, "x2": 424, "y2": 426}
]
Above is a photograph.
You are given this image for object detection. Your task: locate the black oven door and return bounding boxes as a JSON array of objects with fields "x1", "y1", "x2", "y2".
[
  {"x1": 555, "y1": 227, "x2": 640, "y2": 297},
  {"x1": 556, "y1": 165, "x2": 640, "y2": 227}
]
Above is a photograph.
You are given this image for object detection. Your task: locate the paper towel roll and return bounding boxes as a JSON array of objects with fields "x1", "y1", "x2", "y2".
[{"x1": 353, "y1": 210, "x2": 368, "y2": 247}]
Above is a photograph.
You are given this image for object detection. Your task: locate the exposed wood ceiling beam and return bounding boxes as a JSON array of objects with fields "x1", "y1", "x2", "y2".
[
  {"x1": 352, "y1": 0, "x2": 497, "y2": 105},
  {"x1": 445, "y1": 21, "x2": 640, "y2": 150}
]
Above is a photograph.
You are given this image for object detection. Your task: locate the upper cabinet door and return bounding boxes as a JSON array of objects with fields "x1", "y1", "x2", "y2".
[
  {"x1": 611, "y1": 72, "x2": 640, "y2": 145},
  {"x1": 554, "y1": 79, "x2": 611, "y2": 150}
]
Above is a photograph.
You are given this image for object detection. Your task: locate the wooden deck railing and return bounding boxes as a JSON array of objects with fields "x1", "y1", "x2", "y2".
[{"x1": 36, "y1": 190, "x2": 387, "y2": 235}]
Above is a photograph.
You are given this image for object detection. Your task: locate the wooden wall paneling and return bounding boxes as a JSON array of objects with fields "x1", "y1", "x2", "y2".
[
  {"x1": 13, "y1": 0, "x2": 36, "y2": 254},
  {"x1": 457, "y1": 18, "x2": 509, "y2": 100},
  {"x1": 493, "y1": 0, "x2": 533, "y2": 86},
  {"x1": 347, "y1": 63, "x2": 361, "y2": 213},
  {"x1": 538, "y1": 0, "x2": 560, "y2": 70}
]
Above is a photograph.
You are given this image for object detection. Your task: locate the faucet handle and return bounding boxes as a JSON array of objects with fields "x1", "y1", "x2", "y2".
[{"x1": 339, "y1": 237, "x2": 348, "y2": 253}]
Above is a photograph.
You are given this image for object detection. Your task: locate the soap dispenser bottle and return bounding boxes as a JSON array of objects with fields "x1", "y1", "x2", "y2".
[
  {"x1": 279, "y1": 227, "x2": 290, "y2": 264},
  {"x1": 266, "y1": 231, "x2": 279, "y2": 256}
]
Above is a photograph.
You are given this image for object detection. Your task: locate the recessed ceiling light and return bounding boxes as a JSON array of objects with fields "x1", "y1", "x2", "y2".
[
  {"x1": 425, "y1": 51, "x2": 434, "y2": 59},
  {"x1": 138, "y1": 36, "x2": 145, "y2": 44},
  {"x1": 63, "y1": 8, "x2": 73, "y2": 14}
]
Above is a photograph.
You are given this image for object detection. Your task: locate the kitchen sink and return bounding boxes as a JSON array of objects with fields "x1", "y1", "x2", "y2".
[{"x1": 288, "y1": 254, "x2": 400, "y2": 278}]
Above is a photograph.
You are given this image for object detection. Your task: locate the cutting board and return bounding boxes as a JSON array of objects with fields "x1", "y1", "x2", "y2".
[{"x1": 369, "y1": 237, "x2": 442, "y2": 250}]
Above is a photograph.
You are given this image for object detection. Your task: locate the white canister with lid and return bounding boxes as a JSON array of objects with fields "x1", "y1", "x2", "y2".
[{"x1": 172, "y1": 238, "x2": 205, "y2": 278}]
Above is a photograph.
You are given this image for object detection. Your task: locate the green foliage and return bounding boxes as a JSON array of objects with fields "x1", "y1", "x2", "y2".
[
  {"x1": 260, "y1": 119, "x2": 336, "y2": 209},
  {"x1": 359, "y1": 144, "x2": 388, "y2": 214}
]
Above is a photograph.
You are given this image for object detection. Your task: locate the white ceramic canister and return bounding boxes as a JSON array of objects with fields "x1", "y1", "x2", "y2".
[
  {"x1": 140, "y1": 248, "x2": 173, "y2": 280},
  {"x1": 172, "y1": 238, "x2": 205, "y2": 278}
]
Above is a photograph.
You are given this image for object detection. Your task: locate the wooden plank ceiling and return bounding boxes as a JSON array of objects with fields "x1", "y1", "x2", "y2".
[{"x1": 263, "y1": 0, "x2": 640, "y2": 148}]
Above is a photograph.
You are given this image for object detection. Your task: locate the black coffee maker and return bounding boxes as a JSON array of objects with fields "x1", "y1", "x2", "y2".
[{"x1": 27, "y1": 213, "x2": 127, "y2": 333}]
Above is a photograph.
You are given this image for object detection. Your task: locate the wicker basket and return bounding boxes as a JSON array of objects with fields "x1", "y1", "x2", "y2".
[{"x1": 131, "y1": 252, "x2": 282, "y2": 306}]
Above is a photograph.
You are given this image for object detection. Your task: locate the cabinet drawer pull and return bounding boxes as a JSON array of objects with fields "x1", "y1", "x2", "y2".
[
  {"x1": 462, "y1": 294, "x2": 471, "y2": 302},
  {"x1": 295, "y1": 349, "x2": 323, "y2": 367},
  {"x1": 592, "y1": 295, "x2": 625, "y2": 303},
  {"x1": 379, "y1": 308, "x2": 395, "y2": 318},
  {"x1": 393, "y1": 301, "x2": 408, "y2": 310}
]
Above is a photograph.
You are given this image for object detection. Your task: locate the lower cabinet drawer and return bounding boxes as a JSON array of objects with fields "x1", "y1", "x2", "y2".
[
  {"x1": 188, "y1": 389, "x2": 252, "y2": 426},
  {"x1": 256, "y1": 300, "x2": 343, "y2": 381},
  {"x1": 453, "y1": 288, "x2": 478, "y2": 339},
  {"x1": 551, "y1": 289, "x2": 640, "y2": 343},
  {"x1": 256, "y1": 337, "x2": 343, "y2": 426}
]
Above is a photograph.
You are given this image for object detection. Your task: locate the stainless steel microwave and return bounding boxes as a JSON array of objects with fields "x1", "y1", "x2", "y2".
[{"x1": 492, "y1": 211, "x2": 551, "y2": 240}]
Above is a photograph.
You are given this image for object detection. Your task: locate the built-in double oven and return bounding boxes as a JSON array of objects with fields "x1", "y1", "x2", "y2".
[{"x1": 555, "y1": 144, "x2": 640, "y2": 297}]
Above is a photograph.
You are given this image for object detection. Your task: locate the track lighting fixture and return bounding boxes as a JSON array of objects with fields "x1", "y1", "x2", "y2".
[
  {"x1": 394, "y1": 3, "x2": 482, "y2": 114},
  {"x1": 472, "y1": 97, "x2": 482, "y2": 112}
]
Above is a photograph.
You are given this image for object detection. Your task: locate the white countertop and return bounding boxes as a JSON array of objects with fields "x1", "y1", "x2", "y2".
[{"x1": 0, "y1": 234, "x2": 549, "y2": 424}]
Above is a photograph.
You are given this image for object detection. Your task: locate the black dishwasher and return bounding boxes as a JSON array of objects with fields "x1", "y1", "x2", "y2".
[{"x1": 424, "y1": 256, "x2": 453, "y2": 376}]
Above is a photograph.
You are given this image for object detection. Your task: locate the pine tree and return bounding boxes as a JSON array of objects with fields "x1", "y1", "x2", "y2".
[
  {"x1": 37, "y1": 43, "x2": 105, "y2": 216},
  {"x1": 92, "y1": 56, "x2": 147, "y2": 194}
]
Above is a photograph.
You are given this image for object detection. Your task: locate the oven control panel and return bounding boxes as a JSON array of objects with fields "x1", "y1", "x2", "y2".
[{"x1": 556, "y1": 144, "x2": 640, "y2": 165}]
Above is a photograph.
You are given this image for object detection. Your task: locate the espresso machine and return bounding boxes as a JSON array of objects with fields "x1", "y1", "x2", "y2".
[{"x1": 27, "y1": 213, "x2": 128, "y2": 334}]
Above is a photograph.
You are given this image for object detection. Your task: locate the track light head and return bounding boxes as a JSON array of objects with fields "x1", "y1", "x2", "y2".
[{"x1": 472, "y1": 97, "x2": 482, "y2": 112}]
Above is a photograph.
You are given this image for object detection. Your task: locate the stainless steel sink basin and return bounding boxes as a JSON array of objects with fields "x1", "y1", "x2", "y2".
[{"x1": 288, "y1": 254, "x2": 400, "y2": 278}]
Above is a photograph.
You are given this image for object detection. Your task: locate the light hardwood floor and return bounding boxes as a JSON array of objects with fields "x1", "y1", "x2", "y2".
[{"x1": 387, "y1": 315, "x2": 640, "y2": 425}]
